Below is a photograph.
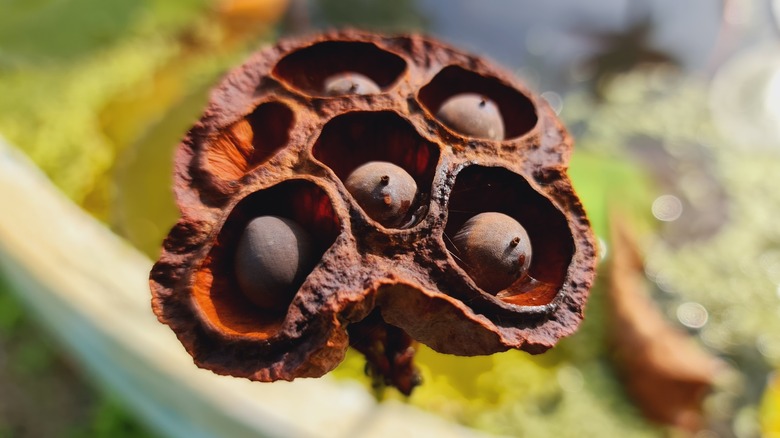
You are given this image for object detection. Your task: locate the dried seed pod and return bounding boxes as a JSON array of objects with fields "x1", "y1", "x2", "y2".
[
  {"x1": 452, "y1": 212, "x2": 531, "y2": 294},
  {"x1": 234, "y1": 215, "x2": 314, "y2": 311},
  {"x1": 323, "y1": 72, "x2": 381, "y2": 95},
  {"x1": 345, "y1": 161, "x2": 417, "y2": 227},
  {"x1": 150, "y1": 31, "x2": 596, "y2": 395},
  {"x1": 436, "y1": 93, "x2": 505, "y2": 140}
]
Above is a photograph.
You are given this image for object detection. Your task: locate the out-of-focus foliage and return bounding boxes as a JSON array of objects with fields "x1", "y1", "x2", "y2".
[
  {"x1": 0, "y1": 277, "x2": 154, "y2": 437},
  {"x1": 567, "y1": 68, "x2": 780, "y2": 436},
  {"x1": 575, "y1": 15, "x2": 679, "y2": 99},
  {"x1": 112, "y1": 86, "x2": 213, "y2": 257},
  {"x1": 762, "y1": 372, "x2": 780, "y2": 437},
  {"x1": 0, "y1": 0, "x2": 286, "y2": 435},
  {"x1": 0, "y1": 0, "x2": 284, "y2": 228},
  {"x1": 315, "y1": 0, "x2": 427, "y2": 31},
  {"x1": 0, "y1": 0, "x2": 209, "y2": 209}
]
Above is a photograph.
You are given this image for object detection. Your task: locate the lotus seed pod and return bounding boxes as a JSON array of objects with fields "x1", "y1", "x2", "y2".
[
  {"x1": 151, "y1": 31, "x2": 597, "y2": 396},
  {"x1": 452, "y1": 212, "x2": 532, "y2": 294},
  {"x1": 345, "y1": 161, "x2": 417, "y2": 227},
  {"x1": 436, "y1": 93, "x2": 505, "y2": 140},
  {"x1": 323, "y1": 72, "x2": 381, "y2": 95},
  {"x1": 234, "y1": 215, "x2": 315, "y2": 310}
]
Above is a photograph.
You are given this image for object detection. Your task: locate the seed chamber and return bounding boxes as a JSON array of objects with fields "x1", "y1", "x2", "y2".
[
  {"x1": 190, "y1": 180, "x2": 340, "y2": 340},
  {"x1": 312, "y1": 111, "x2": 440, "y2": 228},
  {"x1": 445, "y1": 165, "x2": 574, "y2": 306},
  {"x1": 273, "y1": 41, "x2": 407, "y2": 96},
  {"x1": 201, "y1": 101, "x2": 294, "y2": 192},
  {"x1": 418, "y1": 65, "x2": 538, "y2": 140}
]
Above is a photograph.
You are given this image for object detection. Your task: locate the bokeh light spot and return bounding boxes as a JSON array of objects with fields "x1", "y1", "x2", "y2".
[
  {"x1": 652, "y1": 194, "x2": 683, "y2": 221},
  {"x1": 677, "y1": 302, "x2": 708, "y2": 329}
]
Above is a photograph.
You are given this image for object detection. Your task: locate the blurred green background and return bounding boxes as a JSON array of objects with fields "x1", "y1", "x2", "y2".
[{"x1": 2, "y1": 0, "x2": 780, "y2": 437}]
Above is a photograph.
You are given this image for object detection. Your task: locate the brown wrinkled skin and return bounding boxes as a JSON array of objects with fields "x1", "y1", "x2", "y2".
[{"x1": 149, "y1": 30, "x2": 597, "y2": 394}]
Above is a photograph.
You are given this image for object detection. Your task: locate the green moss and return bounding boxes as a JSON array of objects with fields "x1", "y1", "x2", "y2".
[
  {"x1": 0, "y1": 0, "x2": 216, "y2": 211},
  {"x1": 111, "y1": 82, "x2": 213, "y2": 257}
]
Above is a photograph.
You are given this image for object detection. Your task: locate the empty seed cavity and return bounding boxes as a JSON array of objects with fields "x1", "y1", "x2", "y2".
[{"x1": 203, "y1": 101, "x2": 294, "y2": 189}]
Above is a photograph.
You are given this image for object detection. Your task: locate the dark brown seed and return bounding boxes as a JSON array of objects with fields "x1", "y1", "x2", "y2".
[
  {"x1": 436, "y1": 93, "x2": 505, "y2": 140},
  {"x1": 323, "y1": 72, "x2": 381, "y2": 95},
  {"x1": 345, "y1": 161, "x2": 417, "y2": 227},
  {"x1": 234, "y1": 215, "x2": 315, "y2": 310},
  {"x1": 452, "y1": 212, "x2": 532, "y2": 294}
]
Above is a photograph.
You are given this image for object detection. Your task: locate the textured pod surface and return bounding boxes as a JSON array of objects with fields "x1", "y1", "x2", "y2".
[{"x1": 150, "y1": 30, "x2": 596, "y2": 392}]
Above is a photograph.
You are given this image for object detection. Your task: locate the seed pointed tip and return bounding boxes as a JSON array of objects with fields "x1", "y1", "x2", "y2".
[
  {"x1": 380, "y1": 175, "x2": 390, "y2": 185},
  {"x1": 510, "y1": 236, "x2": 520, "y2": 247}
]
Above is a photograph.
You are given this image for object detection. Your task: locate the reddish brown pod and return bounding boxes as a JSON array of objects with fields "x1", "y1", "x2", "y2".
[{"x1": 150, "y1": 30, "x2": 596, "y2": 394}]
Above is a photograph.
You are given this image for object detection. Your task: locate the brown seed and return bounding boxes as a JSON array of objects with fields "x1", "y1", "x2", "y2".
[
  {"x1": 323, "y1": 72, "x2": 381, "y2": 95},
  {"x1": 345, "y1": 161, "x2": 417, "y2": 227},
  {"x1": 452, "y1": 212, "x2": 532, "y2": 294},
  {"x1": 234, "y1": 215, "x2": 315, "y2": 310},
  {"x1": 436, "y1": 93, "x2": 505, "y2": 140}
]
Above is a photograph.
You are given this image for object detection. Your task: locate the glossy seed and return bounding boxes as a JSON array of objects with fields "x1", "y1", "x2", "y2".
[
  {"x1": 234, "y1": 216, "x2": 315, "y2": 310},
  {"x1": 436, "y1": 93, "x2": 505, "y2": 140},
  {"x1": 323, "y1": 72, "x2": 381, "y2": 95},
  {"x1": 345, "y1": 161, "x2": 417, "y2": 227},
  {"x1": 452, "y1": 212, "x2": 532, "y2": 294}
]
